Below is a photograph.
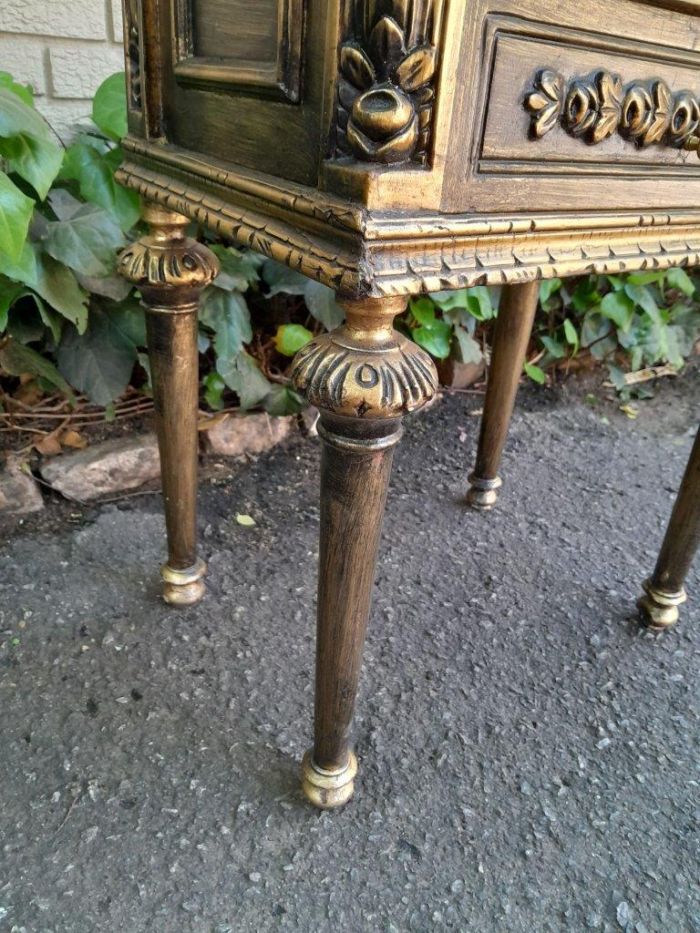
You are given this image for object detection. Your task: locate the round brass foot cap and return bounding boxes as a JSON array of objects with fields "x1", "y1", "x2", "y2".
[
  {"x1": 637, "y1": 579, "x2": 686, "y2": 631},
  {"x1": 161, "y1": 558, "x2": 207, "y2": 607},
  {"x1": 466, "y1": 474, "x2": 502, "y2": 511},
  {"x1": 301, "y1": 750, "x2": 358, "y2": 810}
]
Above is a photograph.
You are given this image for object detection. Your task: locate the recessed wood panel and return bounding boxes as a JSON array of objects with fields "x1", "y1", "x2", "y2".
[
  {"x1": 173, "y1": 0, "x2": 304, "y2": 101},
  {"x1": 191, "y1": 0, "x2": 279, "y2": 62}
]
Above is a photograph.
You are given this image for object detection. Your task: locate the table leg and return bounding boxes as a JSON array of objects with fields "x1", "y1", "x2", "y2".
[
  {"x1": 118, "y1": 203, "x2": 219, "y2": 606},
  {"x1": 292, "y1": 296, "x2": 438, "y2": 807},
  {"x1": 638, "y1": 424, "x2": 700, "y2": 630},
  {"x1": 466, "y1": 281, "x2": 539, "y2": 510}
]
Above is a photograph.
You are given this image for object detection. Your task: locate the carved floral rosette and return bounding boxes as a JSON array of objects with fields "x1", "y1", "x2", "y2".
[
  {"x1": 335, "y1": 0, "x2": 443, "y2": 165},
  {"x1": 525, "y1": 68, "x2": 700, "y2": 154}
]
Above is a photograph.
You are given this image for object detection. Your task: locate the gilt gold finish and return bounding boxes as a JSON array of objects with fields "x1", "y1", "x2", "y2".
[
  {"x1": 637, "y1": 580, "x2": 687, "y2": 631},
  {"x1": 117, "y1": 0, "x2": 700, "y2": 810},
  {"x1": 118, "y1": 203, "x2": 219, "y2": 607},
  {"x1": 301, "y1": 750, "x2": 358, "y2": 809},
  {"x1": 526, "y1": 68, "x2": 700, "y2": 152}
]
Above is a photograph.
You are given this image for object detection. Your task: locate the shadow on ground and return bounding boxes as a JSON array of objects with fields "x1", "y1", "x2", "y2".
[{"x1": 1, "y1": 373, "x2": 699, "y2": 932}]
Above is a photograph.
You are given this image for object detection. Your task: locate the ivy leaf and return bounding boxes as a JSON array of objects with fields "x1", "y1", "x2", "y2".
[
  {"x1": 0, "y1": 71, "x2": 34, "y2": 107},
  {"x1": 61, "y1": 140, "x2": 139, "y2": 230},
  {"x1": 600, "y1": 291, "x2": 635, "y2": 330},
  {"x1": 0, "y1": 133, "x2": 63, "y2": 200},
  {"x1": 92, "y1": 72, "x2": 128, "y2": 142},
  {"x1": 31, "y1": 293, "x2": 64, "y2": 345},
  {"x1": 200, "y1": 288, "x2": 252, "y2": 359},
  {"x1": 581, "y1": 310, "x2": 617, "y2": 360},
  {"x1": 540, "y1": 335, "x2": 566, "y2": 359},
  {"x1": 410, "y1": 296, "x2": 437, "y2": 325},
  {"x1": 209, "y1": 244, "x2": 262, "y2": 292},
  {"x1": 203, "y1": 371, "x2": 225, "y2": 411},
  {"x1": 570, "y1": 277, "x2": 601, "y2": 314},
  {"x1": 57, "y1": 303, "x2": 137, "y2": 404},
  {"x1": 524, "y1": 361, "x2": 546, "y2": 384},
  {"x1": 262, "y1": 259, "x2": 308, "y2": 296},
  {"x1": 431, "y1": 289, "x2": 469, "y2": 311},
  {"x1": 453, "y1": 326, "x2": 482, "y2": 364},
  {"x1": 539, "y1": 278, "x2": 562, "y2": 306},
  {"x1": 304, "y1": 280, "x2": 344, "y2": 330},
  {"x1": 274, "y1": 323, "x2": 313, "y2": 356},
  {"x1": 665, "y1": 267, "x2": 695, "y2": 298},
  {"x1": 563, "y1": 317, "x2": 579, "y2": 353},
  {"x1": 466, "y1": 286, "x2": 495, "y2": 320},
  {"x1": 0, "y1": 336, "x2": 74, "y2": 397},
  {"x1": 0, "y1": 86, "x2": 52, "y2": 142},
  {"x1": 41, "y1": 202, "x2": 125, "y2": 277},
  {"x1": 624, "y1": 283, "x2": 662, "y2": 325},
  {"x1": 0, "y1": 171, "x2": 34, "y2": 261},
  {"x1": 3, "y1": 244, "x2": 89, "y2": 332},
  {"x1": 263, "y1": 384, "x2": 306, "y2": 416},
  {"x1": 0, "y1": 275, "x2": 25, "y2": 331},
  {"x1": 413, "y1": 319, "x2": 452, "y2": 359},
  {"x1": 216, "y1": 350, "x2": 271, "y2": 410}
]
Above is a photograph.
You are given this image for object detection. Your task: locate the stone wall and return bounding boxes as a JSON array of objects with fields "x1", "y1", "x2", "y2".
[{"x1": 0, "y1": 0, "x2": 125, "y2": 140}]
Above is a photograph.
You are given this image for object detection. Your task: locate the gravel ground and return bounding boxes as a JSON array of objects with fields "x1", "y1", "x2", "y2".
[{"x1": 1, "y1": 372, "x2": 699, "y2": 933}]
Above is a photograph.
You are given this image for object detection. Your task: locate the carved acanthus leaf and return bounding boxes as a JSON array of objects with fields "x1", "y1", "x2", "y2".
[
  {"x1": 118, "y1": 238, "x2": 219, "y2": 290},
  {"x1": 292, "y1": 330, "x2": 438, "y2": 418}
]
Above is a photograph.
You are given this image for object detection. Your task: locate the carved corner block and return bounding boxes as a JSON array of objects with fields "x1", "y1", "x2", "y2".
[
  {"x1": 525, "y1": 68, "x2": 700, "y2": 154},
  {"x1": 334, "y1": 0, "x2": 444, "y2": 165}
]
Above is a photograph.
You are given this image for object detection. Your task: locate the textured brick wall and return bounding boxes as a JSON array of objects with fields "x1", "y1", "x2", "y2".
[{"x1": 0, "y1": 0, "x2": 125, "y2": 140}]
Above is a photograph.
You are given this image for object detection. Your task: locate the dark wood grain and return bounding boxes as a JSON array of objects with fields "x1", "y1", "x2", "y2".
[
  {"x1": 146, "y1": 308, "x2": 200, "y2": 572},
  {"x1": 467, "y1": 282, "x2": 539, "y2": 510},
  {"x1": 313, "y1": 416, "x2": 399, "y2": 771},
  {"x1": 649, "y1": 426, "x2": 700, "y2": 594}
]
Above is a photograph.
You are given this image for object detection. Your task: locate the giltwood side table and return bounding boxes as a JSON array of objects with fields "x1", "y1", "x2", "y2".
[{"x1": 116, "y1": 0, "x2": 700, "y2": 808}]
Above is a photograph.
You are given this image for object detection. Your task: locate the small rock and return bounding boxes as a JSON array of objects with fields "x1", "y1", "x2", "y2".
[
  {"x1": 40, "y1": 434, "x2": 160, "y2": 501},
  {"x1": 201, "y1": 413, "x2": 292, "y2": 457},
  {"x1": 0, "y1": 456, "x2": 43, "y2": 515}
]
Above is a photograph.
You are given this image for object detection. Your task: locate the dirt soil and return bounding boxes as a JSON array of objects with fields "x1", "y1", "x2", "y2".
[{"x1": 1, "y1": 370, "x2": 699, "y2": 933}]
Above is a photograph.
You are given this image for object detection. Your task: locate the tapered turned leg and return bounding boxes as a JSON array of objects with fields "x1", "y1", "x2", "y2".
[
  {"x1": 637, "y1": 424, "x2": 700, "y2": 630},
  {"x1": 118, "y1": 203, "x2": 219, "y2": 606},
  {"x1": 292, "y1": 296, "x2": 437, "y2": 808},
  {"x1": 466, "y1": 281, "x2": 539, "y2": 510}
]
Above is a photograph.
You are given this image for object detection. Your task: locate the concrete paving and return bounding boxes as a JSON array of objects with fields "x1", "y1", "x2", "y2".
[{"x1": 1, "y1": 372, "x2": 699, "y2": 932}]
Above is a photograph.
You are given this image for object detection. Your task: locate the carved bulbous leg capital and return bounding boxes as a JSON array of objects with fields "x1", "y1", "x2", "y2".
[
  {"x1": 292, "y1": 296, "x2": 438, "y2": 809},
  {"x1": 118, "y1": 203, "x2": 219, "y2": 606}
]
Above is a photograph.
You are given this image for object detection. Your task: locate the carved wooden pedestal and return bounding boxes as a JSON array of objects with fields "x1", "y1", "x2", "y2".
[{"x1": 117, "y1": 0, "x2": 700, "y2": 807}]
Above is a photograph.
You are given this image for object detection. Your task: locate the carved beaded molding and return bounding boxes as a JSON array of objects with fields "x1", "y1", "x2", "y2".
[
  {"x1": 525, "y1": 68, "x2": 700, "y2": 153},
  {"x1": 335, "y1": 0, "x2": 443, "y2": 165}
]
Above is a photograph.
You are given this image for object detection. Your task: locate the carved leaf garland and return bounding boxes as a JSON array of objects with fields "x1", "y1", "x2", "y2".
[{"x1": 525, "y1": 67, "x2": 700, "y2": 156}]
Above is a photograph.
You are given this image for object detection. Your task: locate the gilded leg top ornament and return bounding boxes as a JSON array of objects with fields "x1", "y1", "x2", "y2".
[
  {"x1": 291, "y1": 296, "x2": 438, "y2": 420},
  {"x1": 118, "y1": 203, "x2": 220, "y2": 299}
]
